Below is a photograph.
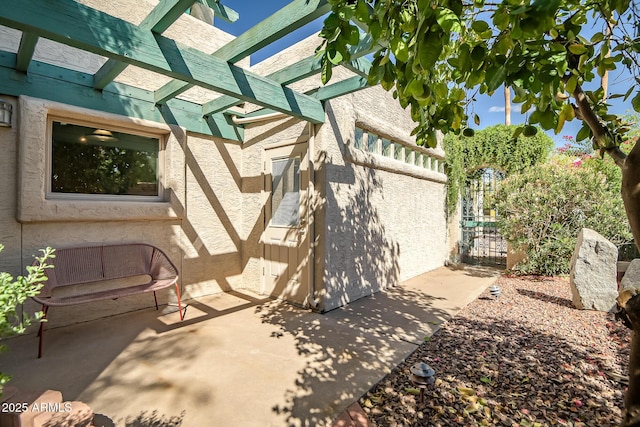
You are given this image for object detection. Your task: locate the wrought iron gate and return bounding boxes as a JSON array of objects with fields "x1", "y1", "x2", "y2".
[{"x1": 460, "y1": 169, "x2": 507, "y2": 267}]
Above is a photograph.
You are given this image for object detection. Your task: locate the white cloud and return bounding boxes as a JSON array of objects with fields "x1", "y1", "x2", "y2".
[{"x1": 489, "y1": 106, "x2": 506, "y2": 113}]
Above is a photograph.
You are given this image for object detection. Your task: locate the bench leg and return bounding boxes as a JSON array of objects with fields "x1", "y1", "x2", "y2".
[
  {"x1": 153, "y1": 291, "x2": 159, "y2": 311},
  {"x1": 38, "y1": 305, "x2": 49, "y2": 359},
  {"x1": 175, "y1": 283, "x2": 184, "y2": 321}
]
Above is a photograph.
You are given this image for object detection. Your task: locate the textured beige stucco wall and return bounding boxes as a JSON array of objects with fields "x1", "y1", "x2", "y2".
[
  {"x1": 0, "y1": 96, "x2": 21, "y2": 278},
  {"x1": 0, "y1": 1, "x2": 253, "y2": 327},
  {"x1": 181, "y1": 133, "x2": 244, "y2": 296},
  {"x1": 316, "y1": 88, "x2": 448, "y2": 312}
]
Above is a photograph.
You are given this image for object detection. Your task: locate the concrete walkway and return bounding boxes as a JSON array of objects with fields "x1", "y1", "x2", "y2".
[{"x1": 0, "y1": 265, "x2": 499, "y2": 426}]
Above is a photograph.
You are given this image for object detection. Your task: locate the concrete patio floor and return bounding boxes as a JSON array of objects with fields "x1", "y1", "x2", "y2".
[{"x1": 0, "y1": 265, "x2": 499, "y2": 427}]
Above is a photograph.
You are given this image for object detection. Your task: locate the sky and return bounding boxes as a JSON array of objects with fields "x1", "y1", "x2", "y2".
[{"x1": 214, "y1": 1, "x2": 636, "y2": 147}]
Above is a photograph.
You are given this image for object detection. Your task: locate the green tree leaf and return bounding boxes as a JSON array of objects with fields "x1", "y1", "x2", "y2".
[
  {"x1": 485, "y1": 66, "x2": 506, "y2": 93},
  {"x1": 471, "y1": 20, "x2": 489, "y2": 33},
  {"x1": 418, "y1": 32, "x2": 443, "y2": 69},
  {"x1": 436, "y1": 7, "x2": 461, "y2": 33},
  {"x1": 568, "y1": 44, "x2": 588, "y2": 55},
  {"x1": 632, "y1": 92, "x2": 640, "y2": 112},
  {"x1": 391, "y1": 37, "x2": 409, "y2": 63},
  {"x1": 321, "y1": 58, "x2": 332, "y2": 85}
]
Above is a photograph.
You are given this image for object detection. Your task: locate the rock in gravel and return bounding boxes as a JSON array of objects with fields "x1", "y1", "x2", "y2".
[
  {"x1": 570, "y1": 228, "x2": 618, "y2": 312},
  {"x1": 621, "y1": 259, "x2": 640, "y2": 294}
]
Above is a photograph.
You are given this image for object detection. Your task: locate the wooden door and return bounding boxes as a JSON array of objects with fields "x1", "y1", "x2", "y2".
[{"x1": 262, "y1": 141, "x2": 310, "y2": 304}]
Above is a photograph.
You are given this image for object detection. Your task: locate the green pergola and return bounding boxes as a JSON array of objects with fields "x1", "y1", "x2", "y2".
[{"x1": 0, "y1": 0, "x2": 374, "y2": 142}]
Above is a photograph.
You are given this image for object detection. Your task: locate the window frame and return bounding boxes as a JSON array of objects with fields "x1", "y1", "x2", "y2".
[
  {"x1": 269, "y1": 155, "x2": 301, "y2": 228},
  {"x1": 46, "y1": 116, "x2": 166, "y2": 202}
]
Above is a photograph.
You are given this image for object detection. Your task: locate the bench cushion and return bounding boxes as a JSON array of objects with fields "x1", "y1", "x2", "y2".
[{"x1": 34, "y1": 278, "x2": 178, "y2": 306}]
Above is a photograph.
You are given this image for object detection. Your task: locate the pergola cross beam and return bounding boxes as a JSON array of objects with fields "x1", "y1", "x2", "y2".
[
  {"x1": 202, "y1": 55, "x2": 323, "y2": 116},
  {"x1": 0, "y1": 0, "x2": 326, "y2": 123},
  {"x1": 202, "y1": 33, "x2": 375, "y2": 117},
  {"x1": 236, "y1": 75, "x2": 370, "y2": 122}
]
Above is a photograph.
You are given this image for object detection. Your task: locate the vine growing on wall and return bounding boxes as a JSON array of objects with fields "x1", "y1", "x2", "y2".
[{"x1": 442, "y1": 124, "x2": 554, "y2": 215}]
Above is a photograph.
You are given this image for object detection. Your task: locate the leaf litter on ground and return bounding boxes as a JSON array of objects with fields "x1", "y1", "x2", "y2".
[{"x1": 360, "y1": 275, "x2": 630, "y2": 426}]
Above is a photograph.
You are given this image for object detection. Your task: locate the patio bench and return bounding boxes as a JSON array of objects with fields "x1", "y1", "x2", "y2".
[{"x1": 33, "y1": 243, "x2": 184, "y2": 358}]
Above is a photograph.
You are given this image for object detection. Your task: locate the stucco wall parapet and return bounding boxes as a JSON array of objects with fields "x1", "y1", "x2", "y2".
[{"x1": 344, "y1": 144, "x2": 447, "y2": 183}]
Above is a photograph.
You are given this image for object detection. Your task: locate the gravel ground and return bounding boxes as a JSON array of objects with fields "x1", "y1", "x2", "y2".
[{"x1": 360, "y1": 275, "x2": 631, "y2": 426}]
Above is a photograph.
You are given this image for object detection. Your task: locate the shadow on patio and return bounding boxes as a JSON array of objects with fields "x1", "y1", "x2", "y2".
[{"x1": 0, "y1": 266, "x2": 497, "y2": 426}]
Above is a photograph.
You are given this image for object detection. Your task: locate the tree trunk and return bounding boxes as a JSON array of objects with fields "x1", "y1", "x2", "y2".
[
  {"x1": 613, "y1": 120, "x2": 640, "y2": 427},
  {"x1": 504, "y1": 86, "x2": 511, "y2": 126},
  {"x1": 571, "y1": 80, "x2": 640, "y2": 425}
]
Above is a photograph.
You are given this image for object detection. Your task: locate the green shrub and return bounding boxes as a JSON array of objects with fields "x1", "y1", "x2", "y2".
[
  {"x1": 492, "y1": 155, "x2": 631, "y2": 275},
  {"x1": 0, "y1": 245, "x2": 54, "y2": 397}
]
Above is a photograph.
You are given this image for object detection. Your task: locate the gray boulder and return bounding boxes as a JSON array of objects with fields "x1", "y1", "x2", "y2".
[
  {"x1": 569, "y1": 228, "x2": 618, "y2": 311},
  {"x1": 621, "y1": 259, "x2": 640, "y2": 295}
]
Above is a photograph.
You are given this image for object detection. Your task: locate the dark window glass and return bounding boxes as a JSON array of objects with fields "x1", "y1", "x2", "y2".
[{"x1": 51, "y1": 122, "x2": 159, "y2": 197}]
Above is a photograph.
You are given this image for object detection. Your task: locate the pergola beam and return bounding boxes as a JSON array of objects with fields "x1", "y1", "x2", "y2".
[
  {"x1": 94, "y1": 0, "x2": 200, "y2": 90},
  {"x1": 312, "y1": 76, "x2": 368, "y2": 101},
  {"x1": 0, "y1": 51, "x2": 243, "y2": 141},
  {"x1": 342, "y1": 57, "x2": 372, "y2": 78},
  {"x1": 154, "y1": 0, "x2": 331, "y2": 104},
  {"x1": 237, "y1": 75, "x2": 370, "y2": 122},
  {"x1": 202, "y1": 55, "x2": 322, "y2": 116},
  {"x1": 15, "y1": 32, "x2": 39, "y2": 72},
  {"x1": 0, "y1": 0, "x2": 325, "y2": 123}
]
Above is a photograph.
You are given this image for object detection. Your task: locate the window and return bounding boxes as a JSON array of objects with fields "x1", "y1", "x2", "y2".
[
  {"x1": 381, "y1": 138, "x2": 392, "y2": 157},
  {"x1": 271, "y1": 157, "x2": 300, "y2": 227},
  {"x1": 353, "y1": 126, "x2": 443, "y2": 173},
  {"x1": 50, "y1": 121, "x2": 161, "y2": 199},
  {"x1": 367, "y1": 133, "x2": 378, "y2": 153},
  {"x1": 404, "y1": 146, "x2": 413, "y2": 164},
  {"x1": 394, "y1": 143, "x2": 403, "y2": 160},
  {"x1": 354, "y1": 128, "x2": 364, "y2": 149}
]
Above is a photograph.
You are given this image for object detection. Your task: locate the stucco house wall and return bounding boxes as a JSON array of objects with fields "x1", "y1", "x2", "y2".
[
  {"x1": 0, "y1": 97, "x2": 21, "y2": 279},
  {"x1": 315, "y1": 89, "x2": 448, "y2": 312}
]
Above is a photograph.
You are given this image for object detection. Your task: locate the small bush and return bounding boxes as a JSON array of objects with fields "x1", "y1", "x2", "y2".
[
  {"x1": 492, "y1": 155, "x2": 631, "y2": 275},
  {"x1": 0, "y1": 245, "x2": 55, "y2": 397}
]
